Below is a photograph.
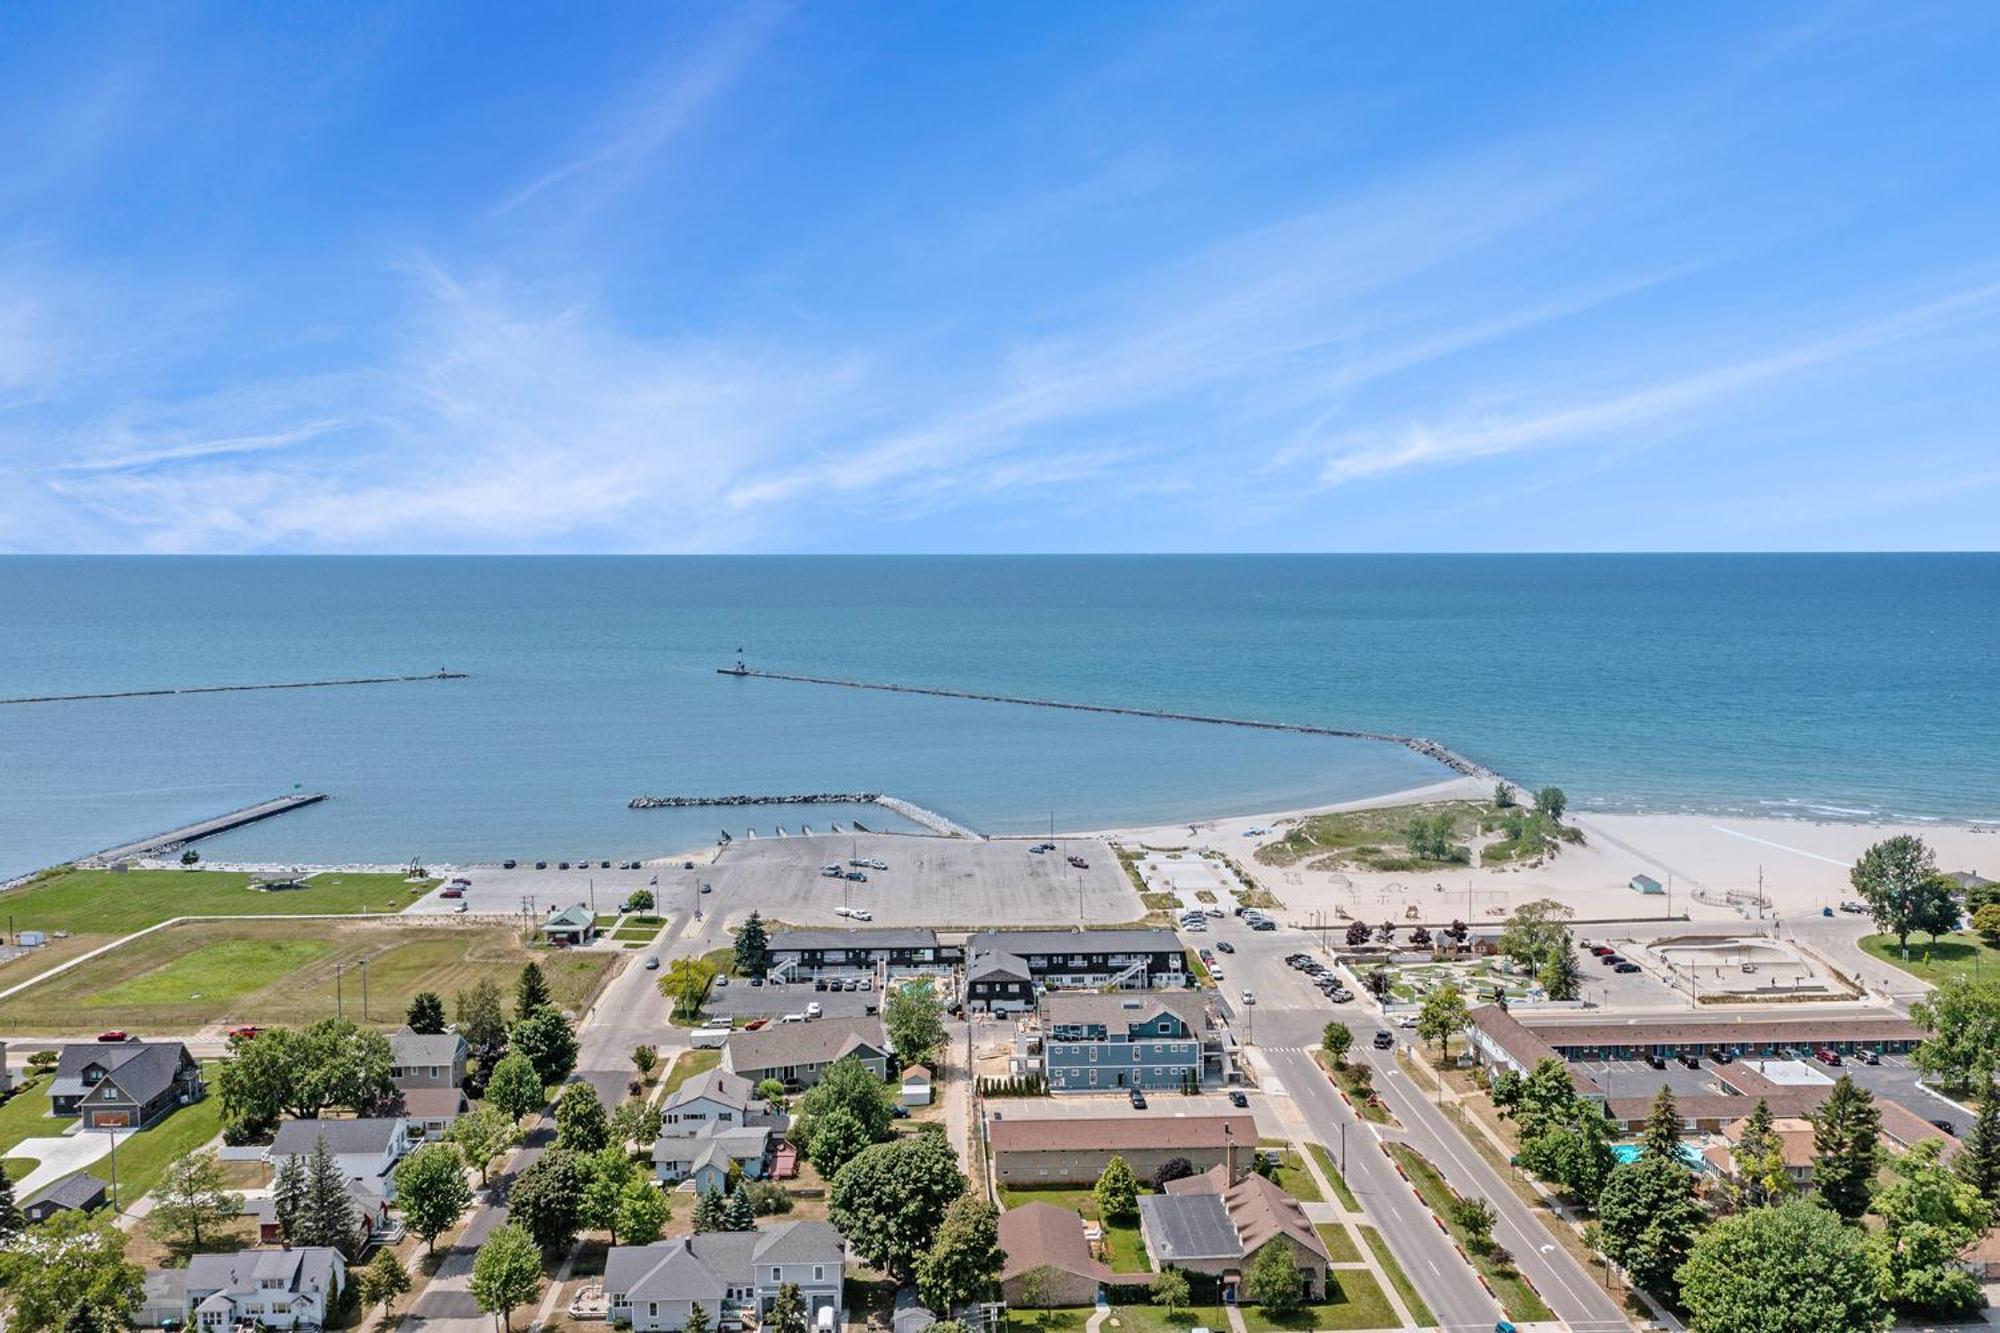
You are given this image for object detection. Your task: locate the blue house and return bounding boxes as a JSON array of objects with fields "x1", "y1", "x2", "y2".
[{"x1": 1041, "y1": 992, "x2": 1222, "y2": 1092}]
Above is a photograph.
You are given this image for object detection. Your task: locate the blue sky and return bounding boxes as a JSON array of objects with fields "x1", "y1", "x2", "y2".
[{"x1": 2, "y1": 3, "x2": 1998, "y2": 553}]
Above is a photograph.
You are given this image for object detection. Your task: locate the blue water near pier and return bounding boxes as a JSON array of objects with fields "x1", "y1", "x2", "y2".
[{"x1": 0, "y1": 554, "x2": 1994, "y2": 877}]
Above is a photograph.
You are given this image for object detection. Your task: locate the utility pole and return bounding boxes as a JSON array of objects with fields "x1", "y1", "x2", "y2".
[
  {"x1": 334, "y1": 963, "x2": 345, "y2": 1020},
  {"x1": 107, "y1": 1128, "x2": 121, "y2": 1212},
  {"x1": 360, "y1": 955, "x2": 371, "y2": 1021}
]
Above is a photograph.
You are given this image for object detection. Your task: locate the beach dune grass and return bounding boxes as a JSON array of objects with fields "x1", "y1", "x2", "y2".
[
  {"x1": 0, "y1": 919, "x2": 613, "y2": 1033},
  {"x1": 0, "y1": 867, "x2": 434, "y2": 936}
]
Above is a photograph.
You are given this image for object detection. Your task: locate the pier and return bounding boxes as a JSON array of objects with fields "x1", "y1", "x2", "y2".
[
  {"x1": 82, "y1": 792, "x2": 329, "y2": 864},
  {"x1": 628, "y1": 791, "x2": 981, "y2": 839},
  {"x1": 0, "y1": 669, "x2": 468, "y2": 707},
  {"x1": 716, "y1": 666, "x2": 1499, "y2": 781}
]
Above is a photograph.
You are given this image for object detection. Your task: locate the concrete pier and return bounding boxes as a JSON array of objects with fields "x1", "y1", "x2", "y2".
[
  {"x1": 716, "y1": 666, "x2": 1499, "y2": 781},
  {"x1": 1, "y1": 669, "x2": 467, "y2": 707},
  {"x1": 631, "y1": 791, "x2": 980, "y2": 839},
  {"x1": 82, "y1": 792, "x2": 329, "y2": 864}
]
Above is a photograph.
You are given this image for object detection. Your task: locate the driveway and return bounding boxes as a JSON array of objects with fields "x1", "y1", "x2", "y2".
[{"x1": 12, "y1": 1125, "x2": 121, "y2": 1199}]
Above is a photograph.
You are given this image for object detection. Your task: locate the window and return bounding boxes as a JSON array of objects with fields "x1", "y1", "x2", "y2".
[
  {"x1": 772, "y1": 1268, "x2": 782, "y2": 1283},
  {"x1": 648, "y1": 1304, "x2": 658, "y2": 1318},
  {"x1": 813, "y1": 1266, "x2": 825, "y2": 1282}
]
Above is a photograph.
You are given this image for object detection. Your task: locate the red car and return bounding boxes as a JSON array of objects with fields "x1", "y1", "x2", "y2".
[
  {"x1": 440, "y1": 887, "x2": 464, "y2": 899},
  {"x1": 96, "y1": 1030, "x2": 129, "y2": 1042},
  {"x1": 227, "y1": 1026, "x2": 260, "y2": 1040}
]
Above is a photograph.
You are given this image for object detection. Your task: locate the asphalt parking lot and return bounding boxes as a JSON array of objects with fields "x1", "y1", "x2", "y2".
[
  {"x1": 703, "y1": 975, "x2": 886, "y2": 1023},
  {"x1": 403, "y1": 859, "x2": 704, "y2": 918}
]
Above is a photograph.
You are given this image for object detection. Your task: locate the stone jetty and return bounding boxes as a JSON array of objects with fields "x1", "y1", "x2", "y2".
[
  {"x1": 1, "y1": 669, "x2": 467, "y2": 706},
  {"x1": 82, "y1": 792, "x2": 329, "y2": 864}
]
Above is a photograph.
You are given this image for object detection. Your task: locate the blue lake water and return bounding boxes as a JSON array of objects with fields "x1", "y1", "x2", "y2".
[{"x1": 0, "y1": 554, "x2": 1994, "y2": 877}]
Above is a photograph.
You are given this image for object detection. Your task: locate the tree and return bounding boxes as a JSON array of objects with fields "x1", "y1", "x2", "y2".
[
  {"x1": 1448, "y1": 1197, "x2": 1496, "y2": 1256},
  {"x1": 1016, "y1": 1267, "x2": 1058, "y2": 1324},
  {"x1": 0, "y1": 1166, "x2": 21, "y2": 1242},
  {"x1": 803, "y1": 1106, "x2": 873, "y2": 1179},
  {"x1": 1539, "y1": 948, "x2": 1582, "y2": 1001},
  {"x1": 1974, "y1": 903, "x2": 2000, "y2": 948},
  {"x1": 180, "y1": 848, "x2": 201, "y2": 868},
  {"x1": 1344, "y1": 920, "x2": 1370, "y2": 947},
  {"x1": 449, "y1": 1105, "x2": 520, "y2": 1186},
  {"x1": 1374, "y1": 920, "x2": 1395, "y2": 944},
  {"x1": 581, "y1": 1147, "x2": 637, "y2": 1242},
  {"x1": 1596, "y1": 1155, "x2": 1704, "y2": 1298},
  {"x1": 470, "y1": 1223, "x2": 543, "y2": 1333},
  {"x1": 721, "y1": 1187, "x2": 756, "y2": 1231},
  {"x1": 1494, "y1": 781, "x2": 1517, "y2": 808},
  {"x1": 1910, "y1": 973, "x2": 2000, "y2": 1094},
  {"x1": 150, "y1": 1150, "x2": 243, "y2": 1251},
  {"x1": 509, "y1": 1148, "x2": 589, "y2": 1251},
  {"x1": 1403, "y1": 813, "x2": 1461, "y2": 863},
  {"x1": 1416, "y1": 983, "x2": 1468, "y2": 1061},
  {"x1": 356, "y1": 1248, "x2": 411, "y2": 1315},
  {"x1": 1811, "y1": 1074, "x2": 1881, "y2": 1221},
  {"x1": 1151, "y1": 1268, "x2": 1191, "y2": 1322},
  {"x1": 756, "y1": 1077, "x2": 790, "y2": 1110},
  {"x1": 768, "y1": 1283, "x2": 808, "y2": 1333},
  {"x1": 1869, "y1": 1139, "x2": 1990, "y2": 1318},
  {"x1": 487, "y1": 1052, "x2": 545, "y2": 1122},
  {"x1": 616, "y1": 1177, "x2": 671, "y2": 1245},
  {"x1": 1640, "y1": 1085, "x2": 1684, "y2": 1163},
  {"x1": 915, "y1": 1195, "x2": 1003, "y2": 1313},
  {"x1": 1320, "y1": 1021, "x2": 1352, "y2": 1067},
  {"x1": 1675, "y1": 1199, "x2": 1885, "y2": 1333},
  {"x1": 512, "y1": 1006, "x2": 579, "y2": 1085},
  {"x1": 684, "y1": 1302, "x2": 714, "y2": 1333},
  {"x1": 626, "y1": 889, "x2": 654, "y2": 913},
  {"x1": 554, "y1": 1081, "x2": 609, "y2": 1152},
  {"x1": 299, "y1": 1135, "x2": 359, "y2": 1255},
  {"x1": 796, "y1": 1055, "x2": 894, "y2": 1149},
  {"x1": 735, "y1": 911, "x2": 771, "y2": 976},
  {"x1": 610, "y1": 1100, "x2": 663, "y2": 1153},
  {"x1": 1502, "y1": 1058, "x2": 1617, "y2": 1203},
  {"x1": 1851, "y1": 835, "x2": 1942, "y2": 957},
  {"x1": 396, "y1": 1142, "x2": 472, "y2": 1253},
  {"x1": 216, "y1": 1018, "x2": 395, "y2": 1132},
  {"x1": 0, "y1": 1212, "x2": 144, "y2": 1333},
  {"x1": 660, "y1": 957, "x2": 719, "y2": 1021},
  {"x1": 1244, "y1": 1242, "x2": 1305, "y2": 1313},
  {"x1": 886, "y1": 978, "x2": 946, "y2": 1065},
  {"x1": 456, "y1": 978, "x2": 510, "y2": 1057},
  {"x1": 1094, "y1": 1156, "x2": 1139, "y2": 1221},
  {"x1": 631, "y1": 1044, "x2": 659, "y2": 1081},
  {"x1": 1958, "y1": 1086, "x2": 2000, "y2": 1204},
  {"x1": 1728, "y1": 1099, "x2": 1794, "y2": 1210},
  {"x1": 829, "y1": 1132, "x2": 968, "y2": 1279},
  {"x1": 271, "y1": 1153, "x2": 307, "y2": 1246},
  {"x1": 406, "y1": 991, "x2": 447, "y2": 1035},
  {"x1": 515, "y1": 962, "x2": 552, "y2": 1018},
  {"x1": 1535, "y1": 786, "x2": 1567, "y2": 821},
  {"x1": 692, "y1": 1185, "x2": 728, "y2": 1234},
  {"x1": 1154, "y1": 1157, "x2": 1195, "y2": 1190},
  {"x1": 1497, "y1": 898, "x2": 1574, "y2": 975}
]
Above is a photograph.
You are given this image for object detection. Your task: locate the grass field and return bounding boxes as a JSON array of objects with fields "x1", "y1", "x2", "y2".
[
  {"x1": 1240, "y1": 1268, "x2": 1397, "y2": 1331},
  {"x1": 0, "y1": 867, "x2": 433, "y2": 936},
  {"x1": 1261, "y1": 1144, "x2": 1323, "y2": 1202},
  {"x1": 1305, "y1": 1143, "x2": 1360, "y2": 1212},
  {"x1": 659, "y1": 1049, "x2": 721, "y2": 1098},
  {"x1": 0, "y1": 1075, "x2": 75, "y2": 1161},
  {"x1": 1386, "y1": 1143, "x2": 1553, "y2": 1324},
  {"x1": 1102, "y1": 1304, "x2": 1231, "y2": 1333},
  {"x1": 0, "y1": 919, "x2": 613, "y2": 1033},
  {"x1": 1315, "y1": 1222, "x2": 1360, "y2": 1264},
  {"x1": 1355, "y1": 1224, "x2": 1432, "y2": 1328},
  {"x1": 1862, "y1": 932, "x2": 2000, "y2": 985},
  {"x1": 106, "y1": 1071, "x2": 227, "y2": 1206}
]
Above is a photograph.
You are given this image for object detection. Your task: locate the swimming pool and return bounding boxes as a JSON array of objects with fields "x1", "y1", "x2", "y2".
[{"x1": 1612, "y1": 1142, "x2": 1703, "y2": 1167}]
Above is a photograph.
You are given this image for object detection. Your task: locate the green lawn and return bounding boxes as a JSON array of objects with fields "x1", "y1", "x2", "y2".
[
  {"x1": 1861, "y1": 932, "x2": 2000, "y2": 985},
  {"x1": 998, "y1": 1185, "x2": 1150, "y2": 1272},
  {"x1": 1355, "y1": 1225, "x2": 1432, "y2": 1328},
  {"x1": 613, "y1": 925, "x2": 661, "y2": 942},
  {"x1": 1315, "y1": 1223, "x2": 1360, "y2": 1264},
  {"x1": 105, "y1": 1075, "x2": 226, "y2": 1207},
  {"x1": 0, "y1": 1074, "x2": 75, "y2": 1158},
  {"x1": 658, "y1": 1049, "x2": 721, "y2": 1098},
  {"x1": 0, "y1": 868, "x2": 434, "y2": 935},
  {"x1": 1305, "y1": 1143, "x2": 1359, "y2": 1212},
  {"x1": 1264, "y1": 1146, "x2": 1323, "y2": 1203},
  {"x1": 1104, "y1": 1304, "x2": 1231, "y2": 1333},
  {"x1": 1386, "y1": 1144, "x2": 1552, "y2": 1324},
  {"x1": 1004, "y1": 1312, "x2": 1091, "y2": 1333},
  {"x1": 1240, "y1": 1268, "x2": 1398, "y2": 1332},
  {"x1": 93, "y1": 939, "x2": 334, "y2": 1007}
]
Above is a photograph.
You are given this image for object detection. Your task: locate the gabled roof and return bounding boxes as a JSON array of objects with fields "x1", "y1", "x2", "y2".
[
  {"x1": 753, "y1": 1219, "x2": 844, "y2": 1264},
  {"x1": 24, "y1": 1171, "x2": 107, "y2": 1211},
  {"x1": 725, "y1": 1018, "x2": 887, "y2": 1074},
  {"x1": 967, "y1": 950, "x2": 1030, "y2": 982},
  {"x1": 1043, "y1": 991, "x2": 1209, "y2": 1033},
  {"x1": 401, "y1": 1087, "x2": 469, "y2": 1118},
  {"x1": 50, "y1": 1041, "x2": 193, "y2": 1106},
  {"x1": 665, "y1": 1068, "x2": 760, "y2": 1114},
  {"x1": 968, "y1": 928, "x2": 1182, "y2": 957},
  {"x1": 997, "y1": 1202, "x2": 1112, "y2": 1282},
  {"x1": 390, "y1": 1029, "x2": 467, "y2": 1067},
  {"x1": 1165, "y1": 1164, "x2": 1330, "y2": 1266},
  {"x1": 1138, "y1": 1192, "x2": 1239, "y2": 1262},
  {"x1": 652, "y1": 1126, "x2": 771, "y2": 1167},
  {"x1": 607, "y1": 1222, "x2": 843, "y2": 1299},
  {"x1": 545, "y1": 904, "x2": 595, "y2": 929},
  {"x1": 184, "y1": 1247, "x2": 344, "y2": 1301},
  {"x1": 270, "y1": 1117, "x2": 405, "y2": 1157}
]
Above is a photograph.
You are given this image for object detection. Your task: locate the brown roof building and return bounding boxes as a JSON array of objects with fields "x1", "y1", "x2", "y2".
[
  {"x1": 988, "y1": 1113, "x2": 1256, "y2": 1185},
  {"x1": 996, "y1": 1203, "x2": 1117, "y2": 1306}
]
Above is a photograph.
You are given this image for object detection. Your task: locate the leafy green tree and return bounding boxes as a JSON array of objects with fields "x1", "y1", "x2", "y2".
[
  {"x1": 1974, "y1": 903, "x2": 2000, "y2": 948},
  {"x1": 298, "y1": 1135, "x2": 359, "y2": 1256},
  {"x1": 829, "y1": 1131, "x2": 968, "y2": 1279},
  {"x1": 509, "y1": 1148, "x2": 588, "y2": 1251},
  {"x1": 1497, "y1": 898, "x2": 1574, "y2": 975},
  {"x1": 1094, "y1": 1156, "x2": 1139, "y2": 1221},
  {"x1": 1320, "y1": 1021, "x2": 1352, "y2": 1067},
  {"x1": 216, "y1": 1017, "x2": 395, "y2": 1130},
  {"x1": 631, "y1": 1044, "x2": 659, "y2": 1081},
  {"x1": 512, "y1": 1007, "x2": 579, "y2": 1085},
  {"x1": 1416, "y1": 982, "x2": 1469, "y2": 1061},
  {"x1": 1728, "y1": 1099, "x2": 1794, "y2": 1210},
  {"x1": 1449, "y1": 1197, "x2": 1497, "y2": 1255},
  {"x1": 1596, "y1": 1155, "x2": 1704, "y2": 1298},
  {"x1": 1151, "y1": 1268, "x2": 1191, "y2": 1322},
  {"x1": 515, "y1": 962, "x2": 552, "y2": 1018},
  {"x1": 456, "y1": 978, "x2": 510, "y2": 1057},
  {"x1": 1851, "y1": 835, "x2": 1942, "y2": 957},
  {"x1": 1493, "y1": 782, "x2": 1517, "y2": 808},
  {"x1": 356, "y1": 1248, "x2": 411, "y2": 1315},
  {"x1": 610, "y1": 1100, "x2": 662, "y2": 1152},
  {"x1": 916, "y1": 1196, "x2": 1003, "y2": 1313},
  {"x1": 554, "y1": 1081, "x2": 609, "y2": 1152},
  {"x1": 0, "y1": 1211, "x2": 144, "y2": 1333},
  {"x1": 449, "y1": 1104, "x2": 519, "y2": 1185},
  {"x1": 470, "y1": 1222, "x2": 543, "y2": 1332},
  {"x1": 768, "y1": 1283, "x2": 808, "y2": 1333},
  {"x1": 396, "y1": 1143, "x2": 472, "y2": 1253},
  {"x1": 796, "y1": 1055, "x2": 893, "y2": 1147},
  {"x1": 406, "y1": 991, "x2": 447, "y2": 1035},
  {"x1": 1344, "y1": 920, "x2": 1371, "y2": 948},
  {"x1": 181, "y1": 848, "x2": 201, "y2": 868},
  {"x1": 1675, "y1": 1199, "x2": 1885, "y2": 1333},
  {"x1": 1403, "y1": 813, "x2": 1461, "y2": 862},
  {"x1": 1910, "y1": 973, "x2": 2000, "y2": 1094},
  {"x1": 1811, "y1": 1075, "x2": 1881, "y2": 1221},
  {"x1": 486, "y1": 1052, "x2": 545, "y2": 1122},
  {"x1": 1869, "y1": 1139, "x2": 1991, "y2": 1318},
  {"x1": 151, "y1": 1150, "x2": 243, "y2": 1251},
  {"x1": 734, "y1": 911, "x2": 771, "y2": 976},
  {"x1": 886, "y1": 978, "x2": 946, "y2": 1065},
  {"x1": 1640, "y1": 1085, "x2": 1684, "y2": 1162},
  {"x1": 1539, "y1": 949, "x2": 1582, "y2": 1001},
  {"x1": 756, "y1": 1077, "x2": 790, "y2": 1110},
  {"x1": 580, "y1": 1146, "x2": 636, "y2": 1242},
  {"x1": 660, "y1": 957, "x2": 719, "y2": 1021},
  {"x1": 616, "y1": 1176, "x2": 671, "y2": 1245},
  {"x1": 1244, "y1": 1241, "x2": 1305, "y2": 1313},
  {"x1": 1957, "y1": 1086, "x2": 2000, "y2": 1204},
  {"x1": 1535, "y1": 786, "x2": 1567, "y2": 821},
  {"x1": 1509, "y1": 1067, "x2": 1617, "y2": 1207},
  {"x1": 805, "y1": 1106, "x2": 873, "y2": 1179},
  {"x1": 626, "y1": 889, "x2": 655, "y2": 913}
]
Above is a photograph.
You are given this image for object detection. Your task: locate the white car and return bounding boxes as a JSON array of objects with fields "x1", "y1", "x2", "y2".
[
  {"x1": 1240, "y1": 989, "x2": 1256, "y2": 1005},
  {"x1": 820, "y1": 865, "x2": 843, "y2": 878},
  {"x1": 834, "y1": 906, "x2": 853, "y2": 918},
  {"x1": 867, "y1": 859, "x2": 888, "y2": 870},
  {"x1": 850, "y1": 908, "x2": 873, "y2": 921},
  {"x1": 805, "y1": 1001, "x2": 823, "y2": 1018},
  {"x1": 1210, "y1": 965, "x2": 1225, "y2": 980}
]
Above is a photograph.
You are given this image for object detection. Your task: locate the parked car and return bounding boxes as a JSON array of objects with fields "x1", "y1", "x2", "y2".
[
  {"x1": 1712, "y1": 1050, "x2": 1735, "y2": 1064},
  {"x1": 806, "y1": 1002, "x2": 823, "y2": 1018},
  {"x1": 440, "y1": 887, "x2": 464, "y2": 899},
  {"x1": 846, "y1": 871, "x2": 868, "y2": 882},
  {"x1": 1589, "y1": 944, "x2": 1614, "y2": 957},
  {"x1": 1216, "y1": 941, "x2": 1234, "y2": 953},
  {"x1": 1646, "y1": 1052, "x2": 1668, "y2": 1069},
  {"x1": 867, "y1": 859, "x2": 888, "y2": 870},
  {"x1": 814, "y1": 978, "x2": 828, "y2": 991},
  {"x1": 1600, "y1": 953, "x2": 1624, "y2": 966},
  {"x1": 1240, "y1": 989, "x2": 1256, "y2": 1005},
  {"x1": 851, "y1": 909, "x2": 874, "y2": 921},
  {"x1": 1932, "y1": 1119, "x2": 1957, "y2": 1135},
  {"x1": 820, "y1": 865, "x2": 844, "y2": 877},
  {"x1": 1679, "y1": 1053, "x2": 1700, "y2": 1069},
  {"x1": 1815, "y1": 1047, "x2": 1842, "y2": 1066},
  {"x1": 226, "y1": 1026, "x2": 260, "y2": 1040},
  {"x1": 453, "y1": 902, "x2": 469, "y2": 914},
  {"x1": 1028, "y1": 844, "x2": 1048, "y2": 854},
  {"x1": 1228, "y1": 1090, "x2": 1249, "y2": 1108},
  {"x1": 502, "y1": 859, "x2": 518, "y2": 869},
  {"x1": 534, "y1": 861, "x2": 547, "y2": 869},
  {"x1": 1613, "y1": 962, "x2": 1641, "y2": 974},
  {"x1": 1859, "y1": 1049, "x2": 1881, "y2": 1065},
  {"x1": 96, "y1": 1030, "x2": 129, "y2": 1042},
  {"x1": 1067, "y1": 855, "x2": 1089, "y2": 869},
  {"x1": 1252, "y1": 919, "x2": 1276, "y2": 931},
  {"x1": 1129, "y1": 1088, "x2": 1148, "y2": 1110}
]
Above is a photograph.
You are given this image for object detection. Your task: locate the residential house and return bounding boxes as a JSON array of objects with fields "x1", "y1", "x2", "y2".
[
  {"x1": 22, "y1": 1171, "x2": 108, "y2": 1222},
  {"x1": 49, "y1": 1041, "x2": 206, "y2": 1130},
  {"x1": 543, "y1": 904, "x2": 597, "y2": 946},
  {"x1": 268, "y1": 1118, "x2": 411, "y2": 1199},
  {"x1": 253, "y1": 1181, "x2": 394, "y2": 1251},
  {"x1": 997, "y1": 1202, "x2": 1116, "y2": 1306},
  {"x1": 723, "y1": 1018, "x2": 889, "y2": 1091},
  {"x1": 138, "y1": 1248, "x2": 347, "y2": 1331},
  {"x1": 1705, "y1": 1113, "x2": 1818, "y2": 1189},
  {"x1": 654, "y1": 1069, "x2": 786, "y2": 1187},
  {"x1": 401, "y1": 1086, "x2": 470, "y2": 1138},
  {"x1": 988, "y1": 1113, "x2": 1255, "y2": 1185},
  {"x1": 964, "y1": 950, "x2": 1035, "y2": 1015},
  {"x1": 964, "y1": 929, "x2": 1186, "y2": 1011},
  {"x1": 1138, "y1": 1164, "x2": 1330, "y2": 1301},
  {"x1": 389, "y1": 1029, "x2": 468, "y2": 1091},
  {"x1": 655, "y1": 1128, "x2": 774, "y2": 1193},
  {"x1": 766, "y1": 929, "x2": 961, "y2": 981},
  {"x1": 606, "y1": 1221, "x2": 845, "y2": 1331},
  {"x1": 1040, "y1": 992, "x2": 1221, "y2": 1092}
]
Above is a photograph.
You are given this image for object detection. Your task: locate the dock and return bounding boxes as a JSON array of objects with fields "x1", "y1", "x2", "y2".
[
  {"x1": 82, "y1": 792, "x2": 329, "y2": 864},
  {"x1": 1, "y1": 669, "x2": 467, "y2": 707},
  {"x1": 715, "y1": 666, "x2": 1499, "y2": 781},
  {"x1": 629, "y1": 791, "x2": 981, "y2": 839}
]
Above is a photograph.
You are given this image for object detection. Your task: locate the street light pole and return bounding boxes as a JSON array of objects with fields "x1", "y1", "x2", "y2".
[
  {"x1": 335, "y1": 963, "x2": 344, "y2": 1020},
  {"x1": 360, "y1": 956, "x2": 371, "y2": 1021}
]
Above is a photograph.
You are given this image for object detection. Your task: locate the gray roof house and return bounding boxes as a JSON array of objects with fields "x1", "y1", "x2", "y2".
[
  {"x1": 722, "y1": 1019, "x2": 889, "y2": 1090},
  {"x1": 50, "y1": 1041, "x2": 205, "y2": 1130},
  {"x1": 268, "y1": 1117, "x2": 411, "y2": 1198},
  {"x1": 23, "y1": 1171, "x2": 108, "y2": 1223},
  {"x1": 389, "y1": 1029, "x2": 468, "y2": 1092},
  {"x1": 608, "y1": 1222, "x2": 845, "y2": 1332},
  {"x1": 139, "y1": 1248, "x2": 347, "y2": 1331},
  {"x1": 654, "y1": 1069, "x2": 786, "y2": 1188}
]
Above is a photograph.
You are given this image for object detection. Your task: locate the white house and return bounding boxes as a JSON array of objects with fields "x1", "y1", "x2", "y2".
[
  {"x1": 607, "y1": 1222, "x2": 844, "y2": 1331},
  {"x1": 267, "y1": 1118, "x2": 411, "y2": 1198},
  {"x1": 139, "y1": 1248, "x2": 346, "y2": 1331}
]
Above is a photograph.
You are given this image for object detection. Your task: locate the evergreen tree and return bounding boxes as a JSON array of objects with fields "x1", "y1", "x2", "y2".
[
  {"x1": 1093, "y1": 1156, "x2": 1139, "y2": 1220},
  {"x1": 1812, "y1": 1075, "x2": 1882, "y2": 1221},
  {"x1": 0, "y1": 1164, "x2": 24, "y2": 1241},
  {"x1": 456, "y1": 979, "x2": 510, "y2": 1058},
  {"x1": 406, "y1": 991, "x2": 447, "y2": 1035},
  {"x1": 271, "y1": 1152, "x2": 308, "y2": 1245},
  {"x1": 734, "y1": 911, "x2": 771, "y2": 976},
  {"x1": 152, "y1": 1150, "x2": 244, "y2": 1250},
  {"x1": 1957, "y1": 1085, "x2": 2000, "y2": 1206},
  {"x1": 722, "y1": 1187, "x2": 756, "y2": 1231},
  {"x1": 1640, "y1": 1085, "x2": 1684, "y2": 1162},
  {"x1": 692, "y1": 1185, "x2": 727, "y2": 1233},
  {"x1": 1539, "y1": 949, "x2": 1582, "y2": 1001},
  {"x1": 515, "y1": 962, "x2": 552, "y2": 1019},
  {"x1": 299, "y1": 1136, "x2": 359, "y2": 1256},
  {"x1": 767, "y1": 1284, "x2": 807, "y2": 1333},
  {"x1": 684, "y1": 1303, "x2": 713, "y2": 1333}
]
